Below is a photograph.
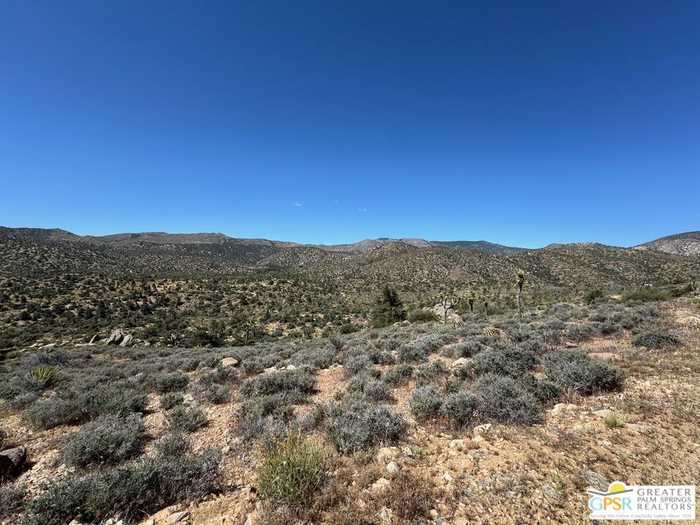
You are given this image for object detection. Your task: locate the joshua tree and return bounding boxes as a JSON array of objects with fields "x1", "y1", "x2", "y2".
[
  {"x1": 438, "y1": 292, "x2": 453, "y2": 324},
  {"x1": 516, "y1": 271, "x2": 525, "y2": 322},
  {"x1": 468, "y1": 294, "x2": 474, "y2": 313}
]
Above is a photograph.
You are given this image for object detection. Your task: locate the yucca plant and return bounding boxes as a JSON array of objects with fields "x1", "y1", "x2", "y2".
[{"x1": 26, "y1": 366, "x2": 57, "y2": 389}]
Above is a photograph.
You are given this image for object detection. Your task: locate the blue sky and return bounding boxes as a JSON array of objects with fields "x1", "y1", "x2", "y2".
[{"x1": 1, "y1": 1, "x2": 698, "y2": 247}]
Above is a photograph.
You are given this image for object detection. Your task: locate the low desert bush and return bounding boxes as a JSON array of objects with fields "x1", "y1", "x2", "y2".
[
  {"x1": 152, "y1": 372, "x2": 189, "y2": 393},
  {"x1": 472, "y1": 347, "x2": 536, "y2": 378},
  {"x1": 398, "y1": 343, "x2": 427, "y2": 363},
  {"x1": 0, "y1": 482, "x2": 26, "y2": 520},
  {"x1": 409, "y1": 386, "x2": 443, "y2": 419},
  {"x1": 380, "y1": 472, "x2": 435, "y2": 521},
  {"x1": 160, "y1": 392, "x2": 184, "y2": 410},
  {"x1": 441, "y1": 391, "x2": 478, "y2": 428},
  {"x1": 632, "y1": 331, "x2": 681, "y2": 349},
  {"x1": 472, "y1": 374, "x2": 542, "y2": 425},
  {"x1": 25, "y1": 448, "x2": 221, "y2": 525},
  {"x1": 154, "y1": 432, "x2": 191, "y2": 458},
  {"x1": 167, "y1": 405, "x2": 207, "y2": 433},
  {"x1": 325, "y1": 399, "x2": 406, "y2": 454},
  {"x1": 413, "y1": 361, "x2": 448, "y2": 385},
  {"x1": 241, "y1": 368, "x2": 315, "y2": 398},
  {"x1": 543, "y1": 351, "x2": 623, "y2": 395},
  {"x1": 236, "y1": 393, "x2": 300, "y2": 440},
  {"x1": 258, "y1": 433, "x2": 326, "y2": 506},
  {"x1": 25, "y1": 383, "x2": 147, "y2": 430},
  {"x1": 64, "y1": 414, "x2": 144, "y2": 468},
  {"x1": 408, "y1": 309, "x2": 439, "y2": 323},
  {"x1": 344, "y1": 354, "x2": 373, "y2": 377},
  {"x1": 382, "y1": 364, "x2": 414, "y2": 385}
]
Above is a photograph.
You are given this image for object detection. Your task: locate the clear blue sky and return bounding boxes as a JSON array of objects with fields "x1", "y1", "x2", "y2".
[{"x1": 1, "y1": 1, "x2": 698, "y2": 247}]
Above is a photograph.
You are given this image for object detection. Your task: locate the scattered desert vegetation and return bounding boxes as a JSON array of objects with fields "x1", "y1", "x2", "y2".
[{"x1": 2, "y1": 286, "x2": 699, "y2": 524}]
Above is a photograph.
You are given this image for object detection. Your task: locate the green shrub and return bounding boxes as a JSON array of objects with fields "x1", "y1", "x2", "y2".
[
  {"x1": 26, "y1": 448, "x2": 221, "y2": 525},
  {"x1": 154, "y1": 432, "x2": 191, "y2": 458},
  {"x1": 25, "y1": 384, "x2": 147, "y2": 430},
  {"x1": 472, "y1": 347, "x2": 536, "y2": 378},
  {"x1": 160, "y1": 392, "x2": 184, "y2": 410},
  {"x1": 344, "y1": 354, "x2": 373, "y2": 376},
  {"x1": 64, "y1": 414, "x2": 144, "y2": 468},
  {"x1": 584, "y1": 289, "x2": 604, "y2": 304},
  {"x1": 325, "y1": 399, "x2": 406, "y2": 454},
  {"x1": 167, "y1": 406, "x2": 207, "y2": 433},
  {"x1": 565, "y1": 323, "x2": 597, "y2": 342},
  {"x1": 258, "y1": 433, "x2": 326, "y2": 505},
  {"x1": 632, "y1": 331, "x2": 681, "y2": 349},
  {"x1": 153, "y1": 372, "x2": 189, "y2": 393},
  {"x1": 383, "y1": 364, "x2": 414, "y2": 385},
  {"x1": 543, "y1": 351, "x2": 623, "y2": 395},
  {"x1": 414, "y1": 361, "x2": 448, "y2": 385},
  {"x1": 408, "y1": 309, "x2": 439, "y2": 323},
  {"x1": 0, "y1": 482, "x2": 26, "y2": 520},
  {"x1": 409, "y1": 386, "x2": 443, "y2": 419},
  {"x1": 472, "y1": 374, "x2": 542, "y2": 425},
  {"x1": 398, "y1": 343, "x2": 426, "y2": 363},
  {"x1": 441, "y1": 391, "x2": 478, "y2": 428},
  {"x1": 200, "y1": 383, "x2": 230, "y2": 404},
  {"x1": 240, "y1": 368, "x2": 315, "y2": 398},
  {"x1": 236, "y1": 393, "x2": 301, "y2": 440},
  {"x1": 371, "y1": 286, "x2": 406, "y2": 328},
  {"x1": 520, "y1": 376, "x2": 562, "y2": 404}
]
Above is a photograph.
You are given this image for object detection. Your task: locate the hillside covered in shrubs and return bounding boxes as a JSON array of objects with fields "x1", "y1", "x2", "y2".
[{"x1": 2, "y1": 295, "x2": 699, "y2": 524}]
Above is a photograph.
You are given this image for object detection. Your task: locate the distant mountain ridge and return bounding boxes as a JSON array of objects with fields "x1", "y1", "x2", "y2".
[
  {"x1": 0, "y1": 227, "x2": 525, "y2": 254},
  {"x1": 637, "y1": 231, "x2": 700, "y2": 256},
  {"x1": 4, "y1": 226, "x2": 700, "y2": 258}
]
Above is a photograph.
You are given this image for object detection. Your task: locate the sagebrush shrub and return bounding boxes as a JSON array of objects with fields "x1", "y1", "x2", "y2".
[
  {"x1": 0, "y1": 482, "x2": 26, "y2": 520},
  {"x1": 167, "y1": 405, "x2": 207, "y2": 433},
  {"x1": 543, "y1": 351, "x2": 623, "y2": 395},
  {"x1": 64, "y1": 414, "x2": 144, "y2": 468},
  {"x1": 325, "y1": 399, "x2": 406, "y2": 453},
  {"x1": 472, "y1": 374, "x2": 542, "y2": 425},
  {"x1": 398, "y1": 343, "x2": 426, "y2": 363},
  {"x1": 240, "y1": 368, "x2": 315, "y2": 398},
  {"x1": 26, "y1": 448, "x2": 221, "y2": 525},
  {"x1": 236, "y1": 392, "x2": 300, "y2": 440},
  {"x1": 258, "y1": 433, "x2": 326, "y2": 505},
  {"x1": 152, "y1": 372, "x2": 189, "y2": 393},
  {"x1": 632, "y1": 331, "x2": 681, "y2": 349},
  {"x1": 409, "y1": 386, "x2": 443, "y2": 419},
  {"x1": 383, "y1": 364, "x2": 414, "y2": 385},
  {"x1": 472, "y1": 347, "x2": 536, "y2": 378},
  {"x1": 160, "y1": 392, "x2": 184, "y2": 410},
  {"x1": 441, "y1": 391, "x2": 478, "y2": 428}
]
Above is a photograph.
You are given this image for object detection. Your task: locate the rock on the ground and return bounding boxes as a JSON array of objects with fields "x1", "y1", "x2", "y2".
[
  {"x1": 221, "y1": 357, "x2": 239, "y2": 368},
  {"x1": 386, "y1": 461, "x2": 400, "y2": 475},
  {"x1": 0, "y1": 446, "x2": 26, "y2": 478},
  {"x1": 370, "y1": 477, "x2": 391, "y2": 495}
]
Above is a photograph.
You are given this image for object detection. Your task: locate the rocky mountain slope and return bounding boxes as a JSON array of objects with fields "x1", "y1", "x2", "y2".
[
  {"x1": 638, "y1": 231, "x2": 700, "y2": 256},
  {"x1": 1, "y1": 226, "x2": 698, "y2": 350}
]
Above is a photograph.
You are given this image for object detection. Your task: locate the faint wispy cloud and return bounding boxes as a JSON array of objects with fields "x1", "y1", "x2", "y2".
[
  {"x1": 292, "y1": 201, "x2": 303, "y2": 208},
  {"x1": 358, "y1": 207, "x2": 368, "y2": 213}
]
